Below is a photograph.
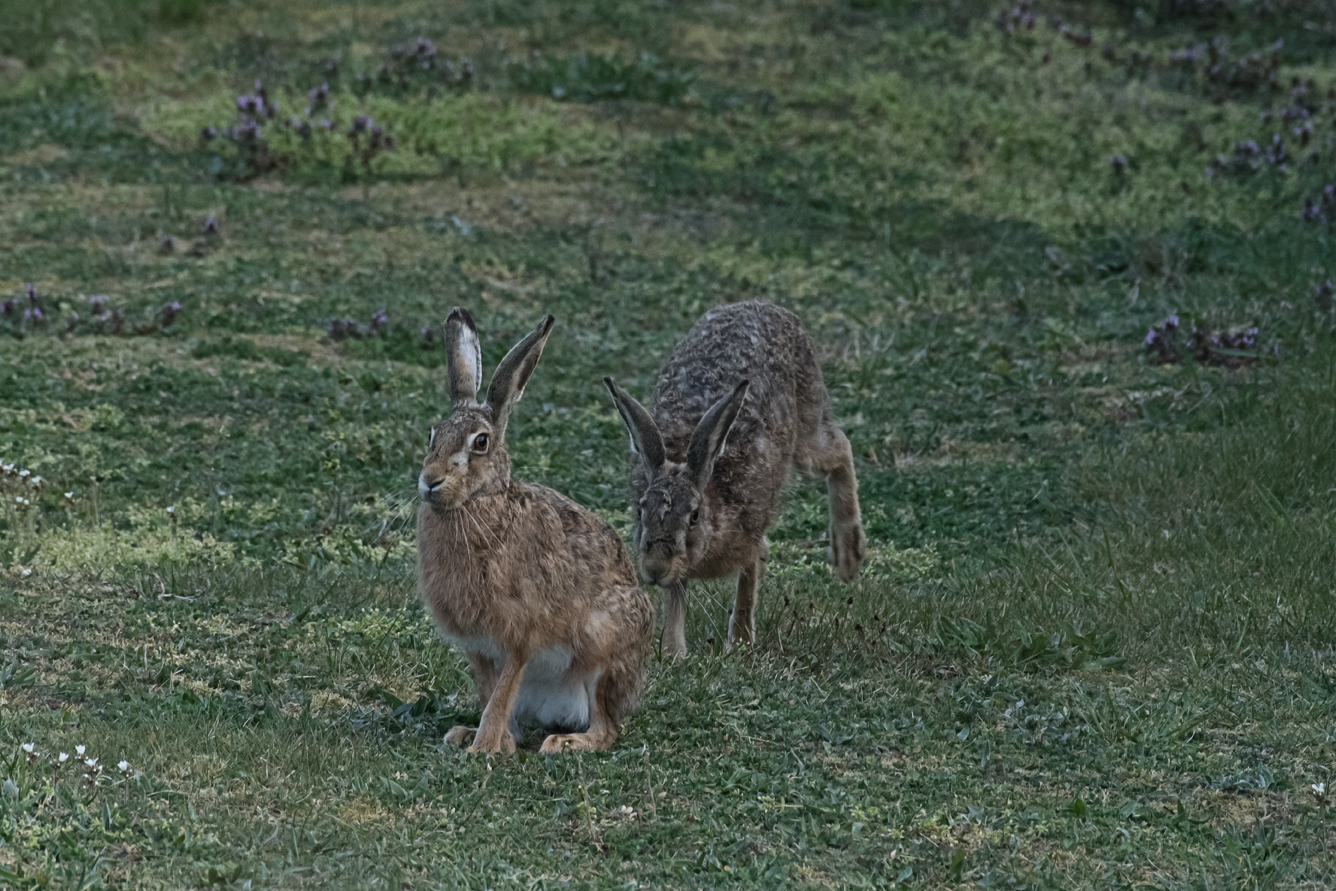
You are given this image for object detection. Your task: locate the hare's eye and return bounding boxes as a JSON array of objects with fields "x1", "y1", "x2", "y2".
[
  {"x1": 472, "y1": 432, "x2": 489, "y2": 452},
  {"x1": 689, "y1": 509, "x2": 699, "y2": 527}
]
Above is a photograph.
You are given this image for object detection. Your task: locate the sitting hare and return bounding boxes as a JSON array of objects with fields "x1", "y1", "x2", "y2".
[
  {"x1": 418, "y1": 309, "x2": 653, "y2": 754},
  {"x1": 605, "y1": 300, "x2": 864, "y2": 657}
]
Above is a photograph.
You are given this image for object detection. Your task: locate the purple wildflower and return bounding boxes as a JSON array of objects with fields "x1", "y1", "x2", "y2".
[
  {"x1": 204, "y1": 216, "x2": 218, "y2": 235},
  {"x1": 1301, "y1": 184, "x2": 1336, "y2": 229},
  {"x1": 160, "y1": 301, "x2": 182, "y2": 326},
  {"x1": 88, "y1": 295, "x2": 107, "y2": 313},
  {"x1": 1145, "y1": 315, "x2": 1183, "y2": 364},
  {"x1": 232, "y1": 118, "x2": 261, "y2": 141},
  {"x1": 254, "y1": 80, "x2": 276, "y2": 119},
  {"x1": 308, "y1": 81, "x2": 330, "y2": 113}
]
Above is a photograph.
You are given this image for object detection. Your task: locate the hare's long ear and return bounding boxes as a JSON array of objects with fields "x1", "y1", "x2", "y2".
[
  {"x1": 485, "y1": 315, "x2": 555, "y2": 440},
  {"x1": 686, "y1": 379, "x2": 749, "y2": 492},
  {"x1": 604, "y1": 377, "x2": 666, "y2": 477},
  {"x1": 445, "y1": 307, "x2": 482, "y2": 405}
]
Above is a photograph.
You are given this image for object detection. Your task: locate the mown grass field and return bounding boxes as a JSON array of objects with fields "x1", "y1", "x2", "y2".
[{"x1": 2, "y1": 0, "x2": 1336, "y2": 887}]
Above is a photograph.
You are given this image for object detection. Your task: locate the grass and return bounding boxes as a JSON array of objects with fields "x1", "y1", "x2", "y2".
[{"x1": 2, "y1": 0, "x2": 1336, "y2": 887}]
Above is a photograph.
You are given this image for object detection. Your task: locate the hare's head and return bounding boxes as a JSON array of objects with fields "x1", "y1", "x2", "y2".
[
  {"x1": 419, "y1": 309, "x2": 554, "y2": 511},
  {"x1": 604, "y1": 377, "x2": 749, "y2": 586}
]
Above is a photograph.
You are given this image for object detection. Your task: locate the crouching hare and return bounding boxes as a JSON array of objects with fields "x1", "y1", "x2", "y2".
[
  {"x1": 605, "y1": 301, "x2": 865, "y2": 658},
  {"x1": 418, "y1": 309, "x2": 653, "y2": 754}
]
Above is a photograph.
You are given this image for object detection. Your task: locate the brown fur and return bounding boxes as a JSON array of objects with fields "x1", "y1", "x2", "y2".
[
  {"x1": 419, "y1": 309, "x2": 653, "y2": 754},
  {"x1": 606, "y1": 301, "x2": 864, "y2": 657}
]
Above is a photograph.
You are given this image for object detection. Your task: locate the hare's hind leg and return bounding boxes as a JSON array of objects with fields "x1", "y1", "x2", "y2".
[
  {"x1": 540, "y1": 586, "x2": 651, "y2": 753},
  {"x1": 806, "y1": 424, "x2": 865, "y2": 582}
]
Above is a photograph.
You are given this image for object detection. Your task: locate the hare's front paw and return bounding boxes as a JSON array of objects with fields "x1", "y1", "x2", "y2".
[
  {"x1": 831, "y1": 521, "x2": 865, "y2": 583},
  {"x1": 444, "y1": 726, "x2": 477, "y2": 748},
  {"x1": 726, "y1": 613, "x2": 754, "y2": 652},
  {"x1": 661, "y1": 634, "x2": 688, "y2": 662},
  {"x1": 468, "y1": 729, "x2": 517, "y2": 756}
]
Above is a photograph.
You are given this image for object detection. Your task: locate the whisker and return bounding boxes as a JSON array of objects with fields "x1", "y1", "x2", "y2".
[
  {"x1": 463, "y1": 504, "x2": 494, "y2": 548},
  {"x1": 455, "y1": 510, "x2": 472, "y2": 563}
]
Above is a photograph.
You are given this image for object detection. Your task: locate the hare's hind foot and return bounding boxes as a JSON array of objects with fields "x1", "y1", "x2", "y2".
[
  {"x1": 538, "y1": 729, "x2": 615, "y2": 753},
  {"x1": 444, "y1": 725, "x2": 476, "y2": 748},
  {"x1": 830, "y1": 519, "x2": 865, "y2": 583}
]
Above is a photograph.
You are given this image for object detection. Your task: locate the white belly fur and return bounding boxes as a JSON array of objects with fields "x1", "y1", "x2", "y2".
[{"x1": 443, "y1": 634, "x2": 593, "y2": 731}]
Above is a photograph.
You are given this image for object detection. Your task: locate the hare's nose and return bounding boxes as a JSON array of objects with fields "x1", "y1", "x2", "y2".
[
  {"x1": 418, "y1": 473, "x2": 444, "y2": 497},
  {"x1": 641, "y1": 541, "x2": 676, "y2": 585}
]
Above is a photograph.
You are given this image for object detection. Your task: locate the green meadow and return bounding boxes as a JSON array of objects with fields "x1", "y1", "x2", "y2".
[{"x1": 2, "y1": 0, "x2": 1335, "y2": 886}]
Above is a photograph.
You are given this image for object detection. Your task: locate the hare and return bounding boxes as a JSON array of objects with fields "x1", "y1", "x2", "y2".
[
  {"x1": 417, "y1": 309, "x2": 654, "y2": 754},
  {"x1": 604, "y1": 300, "x2": 864, "y2": 658}
]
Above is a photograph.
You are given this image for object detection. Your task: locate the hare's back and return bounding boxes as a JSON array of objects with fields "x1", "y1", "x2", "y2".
[{"x1": 654, "y1": 301, "x2": 820, "y2": 454}]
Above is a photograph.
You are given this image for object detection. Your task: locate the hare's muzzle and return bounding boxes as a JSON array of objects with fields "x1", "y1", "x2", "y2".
[
  {"x1": 640, "y1": 541, "x2": 680, "y2": 586},
  {"x1": 418, "y1": 472, "x2": 449, "y2": 505}
]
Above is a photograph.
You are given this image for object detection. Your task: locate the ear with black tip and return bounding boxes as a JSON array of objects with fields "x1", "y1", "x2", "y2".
[
  {"x1": 604, "y1": 377, "x2": 666, "y2": 477},
  {"x1": 485, "y1": 315, "x2": 556, "y2": 439},
  {"x1": 686, "y1": 379, "x2": 749, "y2": 492},
  {"x1": 445, "y1": 307, "x2": 482, "y2": 405}
]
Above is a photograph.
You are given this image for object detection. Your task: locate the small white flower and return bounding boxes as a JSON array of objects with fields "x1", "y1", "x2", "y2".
[
  {"x1": 166, "y1": 505, "x2": 176, "y2": 515},
  {"x1": 18, "y1": 469, "x2": 29, "y2": 478},
  {"x1": 1313, "y1": 782, "x2": 1326, "y2": 796},
  {"x1": 84, "y1": 757, "x2": 98, "y2": 768},
  {"x1": 30, "y1": 476, "x2": 41, "y2": 486},
  {"x1": 21, "y1": 743, "x2": 34, "y2": 754},
  {"x1": 58, "y1": 752, "x2": 69, "y2": 763},
  {"x1": 75, "y1": 745, "x2": 86, "y2": 756},
  {"x1": 118, "y1": 760, "x2": 130, "y2": 773},
  {"x1": 64, "y1": 492, "x2": 74, "y2": 499},
  {"x1": 21, "y1": 568, "x2": 32, "y2": 577},
  {"x1": 14, "y1": 496, "x2": 21, "y2": 504}
]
